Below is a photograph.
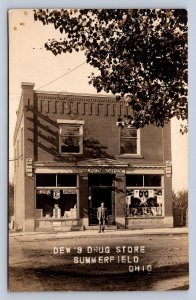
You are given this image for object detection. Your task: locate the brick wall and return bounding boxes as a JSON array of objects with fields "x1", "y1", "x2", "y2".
[
  {"x1": 13, "y1": 83, "x2": 173, "y2": 231},
  {"x1": 14, "y1": 115, "x2": 25, "y2": 229},
  {"x1": 22, "y1": 89, "x2": 170, "y2": 164}
]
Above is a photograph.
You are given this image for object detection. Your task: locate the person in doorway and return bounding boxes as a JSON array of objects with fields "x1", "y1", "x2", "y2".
[{"x1": 97, "y1": 202, "x2": 108, "y2": 233}]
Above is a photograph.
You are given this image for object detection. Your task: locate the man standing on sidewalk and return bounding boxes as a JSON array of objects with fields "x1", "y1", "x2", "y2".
[{"x1": 97, "y1": 202, "x2": 108, "y2": 233}]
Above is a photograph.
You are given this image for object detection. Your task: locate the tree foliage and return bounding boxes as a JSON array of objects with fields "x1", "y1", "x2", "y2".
[
  {"x1": 173, "y1": 189, "x2": 188, "y2": 209},
  {"x1": 34, "y1": 9, "x2": 188, "y2": 128},
  {"x1": 173, "y1": 190, "x2": 188, "y2": 226}
]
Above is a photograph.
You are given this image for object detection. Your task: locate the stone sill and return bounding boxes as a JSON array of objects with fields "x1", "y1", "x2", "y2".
[
  {"x1": 35, "y1": 218, "x2": 79, "y2": 221},
  {"x1": 117, "y1": 155, "x2": 144, "y2": 159},
  {"x1": 126, "y1": 216, "x2": 164, "y2": 219}
]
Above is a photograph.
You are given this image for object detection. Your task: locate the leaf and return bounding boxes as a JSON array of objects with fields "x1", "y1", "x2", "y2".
[{"x1": 34, "y1": 8, "x2": 188, "y2": 128}]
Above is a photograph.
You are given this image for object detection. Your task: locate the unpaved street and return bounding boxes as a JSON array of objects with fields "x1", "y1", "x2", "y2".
[{"x1": 9, "y1": 232, "x2": 189, "y2": 291}]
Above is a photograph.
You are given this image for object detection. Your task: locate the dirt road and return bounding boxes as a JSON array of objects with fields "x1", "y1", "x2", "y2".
[{"x1": 9, "y1": 233, "x2": 189, "y2": 291}]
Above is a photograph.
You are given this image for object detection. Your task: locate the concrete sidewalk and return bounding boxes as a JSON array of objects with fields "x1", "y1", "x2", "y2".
[{"x1": 9, "y1": 227, "x2": 188, "y2": 240}]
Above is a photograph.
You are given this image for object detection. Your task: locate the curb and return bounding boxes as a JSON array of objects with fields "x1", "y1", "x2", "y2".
[{"x1": 9, "y1": 227, "x2": 188, "y2": 239}]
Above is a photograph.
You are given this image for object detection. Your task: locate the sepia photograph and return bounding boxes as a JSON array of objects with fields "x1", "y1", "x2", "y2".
[{"x1": 8, "y1": 9, "x2": 188, "y2": 292}]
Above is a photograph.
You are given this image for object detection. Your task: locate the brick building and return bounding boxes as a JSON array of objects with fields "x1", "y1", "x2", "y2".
[{"x1": 13, "y1": 82, "x2": 173, "y2": 232}]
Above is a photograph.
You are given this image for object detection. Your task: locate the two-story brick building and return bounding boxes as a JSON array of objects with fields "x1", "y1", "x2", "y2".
[{"x1": 13, "y1": 82, "x2": 173, "y2": 232}]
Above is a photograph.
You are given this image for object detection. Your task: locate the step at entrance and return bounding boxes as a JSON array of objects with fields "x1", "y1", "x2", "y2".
[{"x1": 86, "y1": 225, "x2": 117, "y2": 230}]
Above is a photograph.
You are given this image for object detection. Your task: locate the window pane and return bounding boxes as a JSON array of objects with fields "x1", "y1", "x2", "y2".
[
  {"x1": 126, "y1": 189, "x2": 163, "y2": 217},
  {"x1": 63, "y1": 194, "x2": 77, "y2": 212},
  {"x1": 61, "y1": 136, "x2": 80, "y2": 153},
  {"x1": 61, "y1": 126, "x2": 80, "y2": 135},
  {"x1": 36, "y1": 194, "x2": 52, "y2": 217},
  {"x1": 57, "y1": 174, "x2": 77, "y2": 187},
  {"x1": 121, "y1": 127, "x2": 137, "y2": 138},
  {"x1": 36, "y1": 191, "x2": 77, "y2": 218},
  {"x1": 126, "y1": 175, "x2": 143, "y2": 187},
  {"x1": 61, "y1": 145, "x2": 80, "y2": 153},
  {"x1": 36, "y1": 174, "x2": 56, "y2": 187},
  {"x1": 144, "y1": 175, "x2": 161, "y2": 187},
  {"x1": 120, "y1": 139, "x2": 137, "y2": 154}
]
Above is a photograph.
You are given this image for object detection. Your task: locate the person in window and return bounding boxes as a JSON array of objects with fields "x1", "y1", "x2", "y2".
[{"x1": 97, "y1": 202, "x2": 108, "y2": 233}]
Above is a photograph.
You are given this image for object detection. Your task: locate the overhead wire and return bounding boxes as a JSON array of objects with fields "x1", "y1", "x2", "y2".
[{"x1": 9, "y1": 61, "x2": 87, "y2": 101}]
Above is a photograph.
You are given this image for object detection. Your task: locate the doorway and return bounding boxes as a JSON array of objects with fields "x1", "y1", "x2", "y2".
[{"x1": 88, "y1": 174, "x2": 115, "y2": 225}]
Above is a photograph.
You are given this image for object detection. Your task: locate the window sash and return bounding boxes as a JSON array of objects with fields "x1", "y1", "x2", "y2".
[
  {"x1": 120, "y1": 138, "x2": 137, "y2": 154},
  {"x1": 59, "y1": 124, "x2": 83, "y2": 154},
  {"x1": 120, "y1": 127, "x2": 139, "y2": 155},
  {"x1": 121, "y1": 128, "x2": 137, "y2": 138}
]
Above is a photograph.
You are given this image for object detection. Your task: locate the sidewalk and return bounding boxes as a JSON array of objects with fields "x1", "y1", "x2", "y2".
[{"x1": 9, "y1": 227, "x2": 188, "y2": 240}]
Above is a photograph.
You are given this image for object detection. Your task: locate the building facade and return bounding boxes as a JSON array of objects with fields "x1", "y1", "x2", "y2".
[{"x1": 13, "y1": 82, "x2": 173, "y2": 232}]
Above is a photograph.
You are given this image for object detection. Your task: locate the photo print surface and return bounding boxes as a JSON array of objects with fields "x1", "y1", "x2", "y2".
[{"x1": 8, "y1": 9, "x2": 188, "y2": 291}]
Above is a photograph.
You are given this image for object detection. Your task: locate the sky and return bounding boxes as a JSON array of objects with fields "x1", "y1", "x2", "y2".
[{"x1": 9, "y1": 9, "x2": 188, "y2": 192}]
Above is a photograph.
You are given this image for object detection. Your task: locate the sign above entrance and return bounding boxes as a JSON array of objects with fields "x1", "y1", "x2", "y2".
[{"x1": 79, "y1": 167, "x2": 125, "y2": 174}]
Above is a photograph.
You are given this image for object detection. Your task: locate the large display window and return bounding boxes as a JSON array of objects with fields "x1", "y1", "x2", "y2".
[
  {"x1": 35, "y1": 174, "x2": 78, "y2": 219},
  {"x1": 126, "y1": 174, "x2": 163, "y2": 217}
]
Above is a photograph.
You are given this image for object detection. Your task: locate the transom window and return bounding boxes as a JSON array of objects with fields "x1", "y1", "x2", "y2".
[
  {"x1": 120, "y1": 127, "x2": 140, "y2": 155},
  {"x1": 57, "y1": 120, "x2": 84, "y2": 155},
  {"x1": 126, "y1": 175, "x2": 161, "y2": 187},
  {"x1": 36, "y1": 174, "x2": 77, "y2": 187}
]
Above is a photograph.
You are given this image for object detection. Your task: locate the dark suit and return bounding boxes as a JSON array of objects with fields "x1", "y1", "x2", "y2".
[{"x1": 97, "y1": 206, "x2": 107, "y2": 232}]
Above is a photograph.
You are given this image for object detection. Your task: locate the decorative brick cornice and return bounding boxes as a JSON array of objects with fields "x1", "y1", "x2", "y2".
[
  {"x1": 33, "y1": 91, "x2": 131, "y2": 117},
  {"x1": 35, "y1": 93, "x2": 120, "y2": 104}
]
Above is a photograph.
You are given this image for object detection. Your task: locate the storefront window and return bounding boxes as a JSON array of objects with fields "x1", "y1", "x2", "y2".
[
  {"x1": 35, "y1": 174, "x2": 78, "y2": 219},
  {"x1": 126, "y1": 174, "x2": 163, "y2": 217}
]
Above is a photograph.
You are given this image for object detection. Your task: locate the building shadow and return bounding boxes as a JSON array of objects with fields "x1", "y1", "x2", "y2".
[{"x1": 26, "y1": 106, "x2": 116, "y2": 162}]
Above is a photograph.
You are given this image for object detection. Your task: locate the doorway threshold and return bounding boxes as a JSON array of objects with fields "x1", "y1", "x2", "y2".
[{"x1": 86, "y1": 225, "x2": 117, "y2": 230}]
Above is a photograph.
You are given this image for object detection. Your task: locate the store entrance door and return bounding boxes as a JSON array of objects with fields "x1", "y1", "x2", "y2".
[{"x1": 88, "y1": 174, "x2": 115, "y2": 225}]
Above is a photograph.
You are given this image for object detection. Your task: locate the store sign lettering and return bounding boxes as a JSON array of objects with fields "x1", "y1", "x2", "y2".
[
  {"x1": 79, "y1": 168, "x2": 125, "y2": 174},
  {"x1": 37, "y1": 189, "x2": 51, "y2": 195}
]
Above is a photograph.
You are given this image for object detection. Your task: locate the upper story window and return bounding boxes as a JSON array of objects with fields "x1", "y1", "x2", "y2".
[
  {"x1": 57, "y1": 120, "x2": 84, "y2": 155},
  {"x1": 120, "y1": 127, "x2": 140, "y2": 155}
]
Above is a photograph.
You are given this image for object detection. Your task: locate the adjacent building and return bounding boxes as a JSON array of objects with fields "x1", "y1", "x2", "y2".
[{"x1": 13, "y1": 82, "x2": 173, "y2": 232}]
